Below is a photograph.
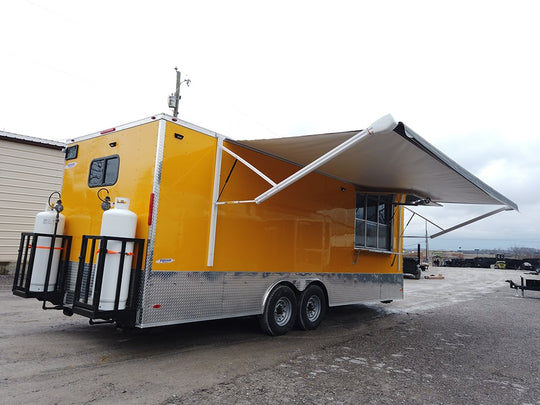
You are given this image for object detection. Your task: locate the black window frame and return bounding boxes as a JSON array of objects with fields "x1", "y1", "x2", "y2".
[
  {"x1": 88, "y1": 155, "x2": 120, "y2": 188},
  {"x1": 354, "y1": 193, "x2": 394, "y2": 252},
  {"x1": 65, "y1": 145, "x2": 79, "y2": 160}
]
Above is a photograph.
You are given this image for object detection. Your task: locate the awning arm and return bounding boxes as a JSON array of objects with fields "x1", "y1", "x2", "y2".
[
  {"x1": 221, "y1": 145, "x2": 277, "y2": 187},
  {"x1": 404, "y1": 207, "x2": 445, "y2": 231},
  {"x1": 254, "y1": 114, "x2": 397, "y2": 204},
  {"x1": 430, "y1": 206, "x2": 513, "y2": 239}
]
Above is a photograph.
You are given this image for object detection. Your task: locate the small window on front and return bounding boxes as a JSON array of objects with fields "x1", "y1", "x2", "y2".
[
  {"x1": 65, "y1": 145, "x2": 78, "y2": 160},
  {"x1": 355, "y1": 193, "x2": 394, "y2": 251},
  {"x1": 88, "y1": 155, "x2": 119, "y2": 187}
]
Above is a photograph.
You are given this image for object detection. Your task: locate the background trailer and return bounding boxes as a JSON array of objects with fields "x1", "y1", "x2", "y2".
[{"x1": 12, "y1": 114, "x2": 517, "y2": 335}]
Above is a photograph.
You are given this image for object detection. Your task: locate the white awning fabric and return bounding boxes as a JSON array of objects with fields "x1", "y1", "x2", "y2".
[{"x1": 230, "y1": 115, "x2": 518, "y2": 210}]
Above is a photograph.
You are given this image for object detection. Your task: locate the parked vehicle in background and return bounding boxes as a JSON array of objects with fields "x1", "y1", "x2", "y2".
[
  {"x1": 519, "y1": 262, "x2": 535, "y2": 271},
  {"x1": 403, "y1": 244, "x2": 427, "y2": 280},
  {"x1": 403, "y1": 257, "x2": 422, "y2": 279},
  {"x1": 494, "y1": 261, "x2": 506, "y2": 269}
]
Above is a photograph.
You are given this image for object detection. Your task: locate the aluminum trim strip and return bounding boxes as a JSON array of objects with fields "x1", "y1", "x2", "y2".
[
  {"x1": 139, "y1": 119, "x2": 167, "y2": 321},
  {"x1": 207, "y1": 136, "x2": 225, "y2": 267},
  {"x1": 69, "y1": 114, "x2": 224, "y2": 144}
]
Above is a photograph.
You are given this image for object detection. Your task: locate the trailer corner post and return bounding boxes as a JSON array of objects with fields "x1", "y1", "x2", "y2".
[{"x1": 207, "y1": 136, "x2": 225, "y2": 267}]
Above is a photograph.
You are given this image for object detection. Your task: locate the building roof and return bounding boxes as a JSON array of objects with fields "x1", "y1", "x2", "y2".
[{"x1": 0, "y1": 130, "x2": 65, "y2": 149}]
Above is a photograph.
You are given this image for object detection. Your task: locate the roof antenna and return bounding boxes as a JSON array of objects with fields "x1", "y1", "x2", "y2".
[{"x1": 168, "y1": 67, "x2": 191, "y2": 118}]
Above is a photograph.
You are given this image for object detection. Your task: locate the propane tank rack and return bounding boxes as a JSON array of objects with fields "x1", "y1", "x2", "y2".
[
  {"x1": 12, "y1": 232, "x2": 73, "y2": 307},
  {"x1": 71, "y1": 235, "x2": 145, "y2": 327}
]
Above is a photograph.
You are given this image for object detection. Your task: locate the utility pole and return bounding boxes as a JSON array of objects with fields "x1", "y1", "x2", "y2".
[
  {"x1": 425, "y1": 219, "x2": 429, "y2": 264},
  {"x1": 172, "y1": 69, "x2": 181, "y2": 118},
  {"x1": 168, "y1": 67, "x2": 190, "y2": 118}
]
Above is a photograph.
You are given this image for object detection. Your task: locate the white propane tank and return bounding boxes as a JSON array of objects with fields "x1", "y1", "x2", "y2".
[
  {"x1": 30, "y1": 206, "x2": 66, "y2": 292},
  {"x1": 98, "y1": 197, "x2": 137, "y2": 310}
]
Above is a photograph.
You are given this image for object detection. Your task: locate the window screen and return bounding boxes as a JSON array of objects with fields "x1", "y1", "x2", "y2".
[{"x1": 88, "y1": 155, "x2": 120, "y2": 187}]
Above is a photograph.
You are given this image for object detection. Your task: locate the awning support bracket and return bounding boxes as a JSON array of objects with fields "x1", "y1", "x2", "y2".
[
  {"x1": 221, "y1": 145, "x2": 277, "y2": 187},
  {"x1": 430, "y1": 206, "x2": 513, "y2": 239}
]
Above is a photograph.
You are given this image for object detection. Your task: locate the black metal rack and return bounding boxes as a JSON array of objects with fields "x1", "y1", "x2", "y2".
[
  {"x1": 12, "y1": 232, "x2": 72, "y2": 307},
  {"x1": 71, "y1": 235, "x2": 145, "y2": 327},
  {"x1": 506, "y1": 273, "x2": 540, "y2": 296}
]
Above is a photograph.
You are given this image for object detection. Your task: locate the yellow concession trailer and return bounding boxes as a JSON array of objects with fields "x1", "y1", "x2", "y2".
[{"x1": 12, "y1": 114, "x2": 517, "y2": 335}]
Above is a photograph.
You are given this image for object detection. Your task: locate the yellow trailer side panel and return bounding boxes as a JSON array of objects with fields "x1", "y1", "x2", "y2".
[
  {"x1": 214, "y1": 144, "x2": 402, "y2": 274},
  {"x1": 151, "y1": 123, "x2": 218, "y2": 270},
  {"x1": 62, "y1": 121, "x2": 159, "y2": 262},
  {"x1": 151, "y1": 122, "x2": 402, "y2": 274}
]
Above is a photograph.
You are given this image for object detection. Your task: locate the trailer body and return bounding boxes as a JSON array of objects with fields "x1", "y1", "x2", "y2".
[{"x1": 12, "y1": 114, "x2": 517, "y2": 334}]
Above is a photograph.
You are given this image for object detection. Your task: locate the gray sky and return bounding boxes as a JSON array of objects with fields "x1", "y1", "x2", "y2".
[{"x1": 1, "y1": 0, "x2": 538, "y2": 251}]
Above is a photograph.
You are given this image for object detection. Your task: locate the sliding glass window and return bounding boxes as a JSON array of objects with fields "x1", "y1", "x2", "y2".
[{"x1": 355, "y1": 193, "x2": 393, "y2": 251}]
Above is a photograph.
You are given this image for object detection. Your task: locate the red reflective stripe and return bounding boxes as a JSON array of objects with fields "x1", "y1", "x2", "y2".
[
  {"x1": 29, "y1": 245, "x2": 63, "y2": 250},
  {"x1": 96, "y1": 249, "x2": 133, "y2": 256},
  {"x1": 148, "y1": 192, "x2": 155, "y2": 226}
]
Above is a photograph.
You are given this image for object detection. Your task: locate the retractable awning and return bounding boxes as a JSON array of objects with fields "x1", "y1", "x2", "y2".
[
  {"x1": 230, "y1": 115, "x2": 518, "y2": 210},
  {"x1": 207, "y1": 115, "x2": 517, "y2": 266}
]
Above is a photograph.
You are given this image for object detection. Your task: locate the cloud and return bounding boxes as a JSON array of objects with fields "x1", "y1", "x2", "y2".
[{"x1": 0, "y1": 0, "x2": 538, "y2": 250}]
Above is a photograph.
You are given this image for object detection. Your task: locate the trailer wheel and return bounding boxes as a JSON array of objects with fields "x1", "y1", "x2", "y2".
[
  {"x1": 297, "y1": 284, "x2": 326, "y2": 331},
  {"x1": 259, "y1": 285, "x2": 297, "y2": 336}
]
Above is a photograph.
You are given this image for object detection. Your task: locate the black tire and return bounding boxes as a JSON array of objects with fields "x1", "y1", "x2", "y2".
[
  {"x1": 297, "y1": 284, "x2": 326, "y2": 331},
  {"x1": 259, "y1": 285, "x2": 298, "y2": 336}
]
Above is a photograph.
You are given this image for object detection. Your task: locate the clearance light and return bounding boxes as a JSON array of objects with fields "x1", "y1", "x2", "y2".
[
  {"x1": 153, "y1": 304, "x2": 162, "y2": 309},
  {"x1": 148, "y1": 193, "x2": 155, "y2": 225},
  {"x1": 100, "y1": 127, "x2": 116, "y2": 134}
]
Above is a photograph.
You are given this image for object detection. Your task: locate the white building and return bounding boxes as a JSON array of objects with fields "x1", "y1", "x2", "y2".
[{"x1": 0, "y1": 131, "x2": 65, "y2": 273}]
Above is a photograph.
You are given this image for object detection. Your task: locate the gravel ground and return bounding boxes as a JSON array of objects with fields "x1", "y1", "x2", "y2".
[
  {"x1": 161, "y1": 273, "x2": 540, "y2": 405},
  {"x1": 0, "y1": 274, "x2": 14, "y2": 290},
  {"x1": 1, "y1": 269, "x2": 539, "y2": 404}
]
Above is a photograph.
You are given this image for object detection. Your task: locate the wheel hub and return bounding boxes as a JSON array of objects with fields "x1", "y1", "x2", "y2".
[
  {"x1": 274, "y1": 297, "x2": 292, "y2": 326},
  {"x1": 306, "y1": 295, "x2": 321, "y2": 321}
]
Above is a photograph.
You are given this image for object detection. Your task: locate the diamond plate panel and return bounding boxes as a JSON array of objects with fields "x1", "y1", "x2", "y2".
[{"x1": 138, "y1": 270, "x2": 403, "y2": 328}]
